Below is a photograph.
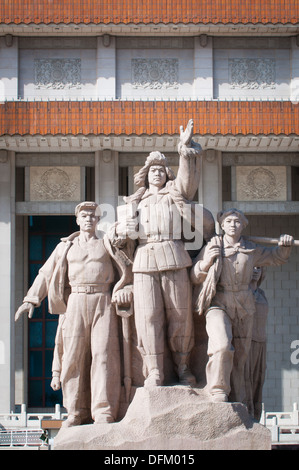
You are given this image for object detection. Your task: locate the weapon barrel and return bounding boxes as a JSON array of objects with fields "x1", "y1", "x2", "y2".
[{"x1": 247, "y1": 236, "x2": 299, "y2": 247}]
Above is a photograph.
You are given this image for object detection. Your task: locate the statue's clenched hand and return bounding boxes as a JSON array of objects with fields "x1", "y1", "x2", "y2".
[
  {"x1": 278, "y1": 234, "x2": 293, "y2": 246},
  {"x1": 112, "y1": 288, "x2": 133, "y2": 307}
]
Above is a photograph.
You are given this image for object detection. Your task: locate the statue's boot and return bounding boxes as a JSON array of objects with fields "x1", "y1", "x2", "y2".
[
  {"x1": 144, "y1": 354, "x2": 164, "y2": 387},
  {"x1": 172, "y1": 352, "x2": 196, "y2": 386}
]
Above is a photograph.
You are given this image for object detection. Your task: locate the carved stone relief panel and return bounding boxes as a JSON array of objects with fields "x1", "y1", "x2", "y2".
[
  {"x1": 132, "y1": 58, "x2": 179, "y2": 89},
  {"x1": 34, "y1": 58, "x2": 81, "y2": 89},
  {"x1": 236, "y1": 166, "x2": 287, "y2": 201},
  {"x1": 229, "y1": 58, "x2": 276, "y2": 89},
  {"x1": 29, "y1": 166, "x2": 81, "y2": 201}
]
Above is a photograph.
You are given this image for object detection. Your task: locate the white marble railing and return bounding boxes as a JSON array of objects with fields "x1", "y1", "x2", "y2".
[
  {"x1": 0, "y1": 404, "x2": 67, "y2": 429},
  {"x1": 260, "y1": 403, "x2": 299, "y2": 445}
]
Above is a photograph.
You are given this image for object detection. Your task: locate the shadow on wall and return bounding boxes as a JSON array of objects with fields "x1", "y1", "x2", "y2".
[{"x1": 244, "y1": 214, "x2": 299, "y2": 412}]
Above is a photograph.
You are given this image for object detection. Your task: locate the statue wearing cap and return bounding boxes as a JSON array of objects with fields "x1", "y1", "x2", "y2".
[
  {"x1": 191, "y1": 208, "x2": 293, "y2": 404},
  {"x1": 114, "y1": 119, "x2": 215, "y2": 388},
  {"x1": 15, "y1": 201, "x2": 134, "y2": 427}
]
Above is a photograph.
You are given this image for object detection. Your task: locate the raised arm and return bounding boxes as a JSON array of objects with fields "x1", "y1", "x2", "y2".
[{"x1": 175, "y1": 119, "x2": 202, "y2": 200}]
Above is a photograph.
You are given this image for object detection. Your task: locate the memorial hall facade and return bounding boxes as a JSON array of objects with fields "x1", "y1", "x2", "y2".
[{"x1": 0, "y1": 1, "x2": 298, "y2": 415}]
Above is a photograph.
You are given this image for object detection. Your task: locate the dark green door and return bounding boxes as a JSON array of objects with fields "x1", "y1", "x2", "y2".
[{"x1": 27, "y1": 215, "x2": 77, "y2": 408}]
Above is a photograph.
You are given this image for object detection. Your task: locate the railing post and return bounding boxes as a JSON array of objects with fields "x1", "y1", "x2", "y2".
[
  {"x1": 271, "y1": 416, "x2": 279, "y2": 443},
  {"x1": 20, "y1": 404, "x2": 27, "y2": 427},
  {"x1": 54, "y1": 404, "x2": 61, "y2": 419},
  {"x1": 292, "y1": 402, "x2": 299, "y2": 426}
]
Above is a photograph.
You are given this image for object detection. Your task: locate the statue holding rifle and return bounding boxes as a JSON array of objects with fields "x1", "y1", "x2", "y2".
[{"x1": 191, "y1": 208, "x2": 294, "y2": 404}]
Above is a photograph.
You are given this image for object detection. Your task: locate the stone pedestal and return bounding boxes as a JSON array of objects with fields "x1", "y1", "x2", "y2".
[{"x1": 53, "y1": 386, "x2": 271, "y2": 450}]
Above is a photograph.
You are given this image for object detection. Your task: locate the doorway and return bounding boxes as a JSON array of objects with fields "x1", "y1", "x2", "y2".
[{"x1": 27, "y1": 215, "x2": 77, "y2": 408}]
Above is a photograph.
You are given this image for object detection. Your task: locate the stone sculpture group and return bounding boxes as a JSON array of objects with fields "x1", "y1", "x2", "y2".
[{"x1": 15, "y1": 119, "x2": 294, "y2": 432}]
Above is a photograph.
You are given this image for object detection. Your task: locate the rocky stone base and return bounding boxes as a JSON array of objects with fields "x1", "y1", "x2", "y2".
[{"x1": 53, "y1": 385, "x2": 271, "y2": 450}]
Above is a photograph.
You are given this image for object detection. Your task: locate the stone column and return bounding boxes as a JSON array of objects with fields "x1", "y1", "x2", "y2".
[
  {"x1": 96, "y1": 35, "x2": 116, "y2": 100},
  {"x1": 0, "y1": 151, "x2": 15, "y2": 412},
  {"x1": 199, "y1": 149, "x2": 222, "y2": 230},
  {"x1": 291, "y1": 36, "x2": 299, "y2": 104},
  {"x1": 0, "y1": 35, "x2": 18, "y2": 100},
  {"x1": 193, "y1": 35, "x2": 213, "y2": 99},
  {"x1": 95, "y1": 150, "x2": 119, "y2": 229}
]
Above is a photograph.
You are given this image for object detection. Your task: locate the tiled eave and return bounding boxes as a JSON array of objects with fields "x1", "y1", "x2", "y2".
[
  {"x1": 1, "y1": 101, "x2": 298, "y2": 136},
  {"x1": 1, "y1": 0, "x2": 298, "y2": 26},
  {"x1": 0, "y1": 101, "x2": 298, "y2": 152}
]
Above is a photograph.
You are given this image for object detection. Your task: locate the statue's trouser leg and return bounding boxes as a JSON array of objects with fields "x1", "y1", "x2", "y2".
[
  {"x1": 61, "y1": 293, "x2": 121, "y2": 424},
  {"x1": 163, "y1": 268, "x2": 195, "y2": 384},
  {"x1": 244, "y1": 341, "x2": 266, "y2": 420},
  {"x1": 252, "y1": 342, "x2": 266, "y2": 421},
  {"x1": 134, "y1": 272, "x2": 166, "y2": 385},
  {"x1": 229, "y1": 314, "x2": 253, "y2": 404},
  {"x1": 205, "y1": 308, "x2": 234, "y2": 401},
  {"x1": 90, "y1": 294, "x2": 121, "y2": 423},
  {"x1": 134, "y1": 269, "x2": 194, "y2": 385}
]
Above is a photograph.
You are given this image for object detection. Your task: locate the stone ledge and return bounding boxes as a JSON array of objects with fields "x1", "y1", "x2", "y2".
[{"x1": 53, "y1": 385, "x2": 271, "y2": 450}]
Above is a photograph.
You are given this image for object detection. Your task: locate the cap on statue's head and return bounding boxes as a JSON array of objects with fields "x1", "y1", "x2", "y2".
[
  {"x1": 217, "y1": 208, "x2": 248, "y2": 228},
  {"x1": 75, "y1": 201, "x2": 100, "y2": 217},
  {"x1": 133, "y1": 151, "x2": 176, "y2": 188}
]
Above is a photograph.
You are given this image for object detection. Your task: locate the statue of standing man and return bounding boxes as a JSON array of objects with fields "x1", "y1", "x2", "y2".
[
  {"x1": 191, "y1": 208, "x2": 293, "y2": 404},
  {"x1": 15, "y1": 202, "x2": 133, "y2": 427},
  {"x1": 114, "y1": 120, "x2": 215, "y2": 387}
]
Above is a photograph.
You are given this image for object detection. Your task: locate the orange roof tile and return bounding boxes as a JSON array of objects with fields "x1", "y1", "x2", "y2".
[
  {"x1": 0, "y1": 0, "x2": 298, "y2": 25},
  {"x1": 0, "y1": 101, "x2": 298, "y2": 136}
]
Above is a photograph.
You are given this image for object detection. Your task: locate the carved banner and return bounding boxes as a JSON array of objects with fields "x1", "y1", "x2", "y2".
[
  {"x1": 35, "y1": 58, "x2": 81, "y2": 89},
  {"x1": 229, "y1": 58, "x2": 276, "y2": 90},
  {"x1": 132, "y1": 58, "x2": 179, "y2": 89}
]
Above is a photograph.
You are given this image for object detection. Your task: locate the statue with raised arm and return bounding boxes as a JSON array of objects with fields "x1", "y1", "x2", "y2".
[
  {"x1": 113, "y1": 119, "x2": 215, "y2": 387},
  {"x1": 15, "y1": 201, "x2": 133, "y2": 427},
  {"x1": 191, "y1": 208, "x2": 293, "y2": 404}
]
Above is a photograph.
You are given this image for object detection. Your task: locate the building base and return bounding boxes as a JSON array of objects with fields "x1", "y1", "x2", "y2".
[{"x1": 53, "y1": 385, "x2": 271, "y2": 450}]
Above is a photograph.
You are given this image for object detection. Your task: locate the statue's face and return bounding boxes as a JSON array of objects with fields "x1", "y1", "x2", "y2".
[
  {"x1": 147, "y1": 165, "x2": 167, "y2": 189},
  {"x1": 76, "y1": 209, "x2": 99, "y2": 233},
  {"x1": 222, "y1": 214, "x2": 243, "y2": 239},
  {"x1": 252, "y1": 266, "x2": 262, "y2": 282}
]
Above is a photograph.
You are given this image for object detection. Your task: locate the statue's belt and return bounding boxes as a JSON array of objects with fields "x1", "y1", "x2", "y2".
[
  {"x1": 71, "y1": 284, "x2": 110, "y2": 294},
  {"x1": 216, "y1": 284, "x2": 249, "y2": 293}
]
